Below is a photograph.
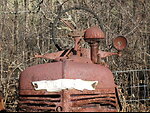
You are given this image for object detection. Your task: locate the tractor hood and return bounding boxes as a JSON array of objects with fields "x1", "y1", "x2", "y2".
[{"x1": 19, "y1": 59, "x2": 116, "y2": 91}]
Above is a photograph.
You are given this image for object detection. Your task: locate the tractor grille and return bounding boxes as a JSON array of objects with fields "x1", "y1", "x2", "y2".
[
  {"x1": 18, "y1": 91, "x2": 62, "y2": 112},
  {"x1": 70, "y1": 89, "x2": 119, "y2": 112},
  {"x1": 18, "y1": 89, "x2": 119, "y2": 112}
]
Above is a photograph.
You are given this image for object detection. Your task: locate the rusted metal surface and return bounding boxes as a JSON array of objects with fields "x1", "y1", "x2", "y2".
[
  {"x1": 34, "y1": 48, "x2": 121, "y2": 61},
  {"x1": 19, "y1": 60, "x2": 116, "y2": 90},
  {"x1": 34, "y1": 26, "x2": 122, "y2": 64},
  {"x1": 0, "y1": 97, "x2": 4, "y2": 111},
  {"x1": 35, "y1": 50, "x2": 64, "y2": 60},
  {"x1": 19, "y1": 89, "x2": 119, "y2": 112},
  {"x1": 18, "y1": 25, "x2": 126, "y2": 112},
  {"x1": 19, "y1": 91, "x2": 62, "y2": 112},
  {"x1": 89, "y1": 42, "x2": 99, "y2": 64},
  {"x1": 84, "y1": 26, "x2": 104, "y2": 63},
  {"x1": 84, "y1": 26, "x2": 105, "y2": 40},
  {"x1": 19, "y1": 60, "x2": 120, "y2": 112},
  {"x1": 113, "y1": 36, "x2": 127, "y2": 51}
]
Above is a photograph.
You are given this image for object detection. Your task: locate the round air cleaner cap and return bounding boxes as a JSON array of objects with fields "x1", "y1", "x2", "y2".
[
  {"x1": 113, "y1": 36, "x2": 127, "y2": 51},
  {"x1": 84, "y1": 26, "x2": 105, "y2": 41}
]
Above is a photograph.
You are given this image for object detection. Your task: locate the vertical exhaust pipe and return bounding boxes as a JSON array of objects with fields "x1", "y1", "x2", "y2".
[
  {"x1": 84, "y1": 26, "x2": 105, "y2": 64},
  {"x1": 89, "y1": 42, "x2": 99, "y2": 64}
]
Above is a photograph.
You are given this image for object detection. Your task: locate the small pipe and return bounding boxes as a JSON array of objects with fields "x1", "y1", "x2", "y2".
[{"x1": 89, "y1": 42, "x2": 99, "y2": 64}]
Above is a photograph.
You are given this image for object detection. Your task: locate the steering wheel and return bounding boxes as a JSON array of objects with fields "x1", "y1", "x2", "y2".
[{"x1": 51, "y1": 6, "x2": 104, "y2": 51}]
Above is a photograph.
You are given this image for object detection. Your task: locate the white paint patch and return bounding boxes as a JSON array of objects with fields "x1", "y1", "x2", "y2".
[{"x1": 32, "y1": 79, "x2": 98, "y2": 92}]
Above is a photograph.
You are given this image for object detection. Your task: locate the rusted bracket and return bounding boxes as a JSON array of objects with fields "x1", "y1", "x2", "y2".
[
  {"x1": 35, "y1": 50, "x2": 65, "y2": 60},
  {"x1": 98, "y1": 50, "x2": 122, "y2": 58},
  {"x1": 34, "y1": 48, "x2": 121, "y2": 62}
]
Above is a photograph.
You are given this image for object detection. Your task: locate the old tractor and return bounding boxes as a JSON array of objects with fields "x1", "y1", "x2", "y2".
[{"x1": 18, "y1": 6, "x2": 127, "y2": 112}]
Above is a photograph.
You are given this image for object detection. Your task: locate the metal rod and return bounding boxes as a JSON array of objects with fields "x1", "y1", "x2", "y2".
[
  {"x1": 113, "y1": 69, "x2": 150, "y2": 73},
  {"x1": 89, "y1": 42, "x2": 99, "y2": 64}
]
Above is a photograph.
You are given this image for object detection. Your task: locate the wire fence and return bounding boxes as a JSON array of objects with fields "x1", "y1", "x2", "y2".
[{"x1": 114, "y1": 69, "x2": 150, "y2": 112}]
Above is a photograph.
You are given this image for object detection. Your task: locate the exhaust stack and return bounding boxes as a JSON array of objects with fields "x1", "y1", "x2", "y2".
[{"x1": 84, "y1": 26, "x2": 105, "y2": 63}]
